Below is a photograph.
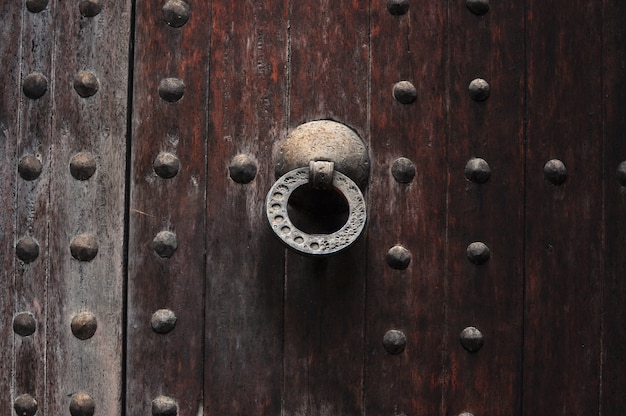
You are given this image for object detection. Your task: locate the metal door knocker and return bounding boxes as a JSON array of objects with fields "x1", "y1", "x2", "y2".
[{"x1": 266, "y1": 120, "x2": 370, "y2": 255}]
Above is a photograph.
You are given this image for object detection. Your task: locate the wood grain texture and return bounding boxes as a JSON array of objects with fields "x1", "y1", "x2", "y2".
[
  {"x1": 283, "y1": 1, "x2": 369, "y2": 415},
  {"x1": 204, "y1": 1, "x2": 287, "y2": 414},
  {"x1": 364, "y1": 2, "x2": 447, "y2": 415},
  {"x1": 445, "y1": 2, "x2": 525, "y2": 414},
  {"x1": 602, "y1": 1, "x2": 626, "y2": 412},
  {"x1": 523, "y1": 1, "x2": 603, "y2": 413},
  {"x1": 126, "y1": 1, "x2": 208, "y2": 415},
  {"x1": 46, "y1": 1, "x2": 129, "y2": 415}
]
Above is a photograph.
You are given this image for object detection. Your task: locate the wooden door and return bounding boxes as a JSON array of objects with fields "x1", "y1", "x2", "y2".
[{"x1": 1, "y1": 1, "x2": 625, "y2": 415}]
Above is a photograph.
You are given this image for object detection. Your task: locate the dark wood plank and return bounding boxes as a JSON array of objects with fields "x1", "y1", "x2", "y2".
[
  {"x1": 126, "y1": 1, "x2": 208, "y2": 415},
  {"x1": 445, "y1": 2, "x2": 525, "y2": 414},
  {"x1": 46, "y1": 1, "x2": 129, "y2": 415},
  {"x1": 283, "y1": 1, "x2": 369, "y2": 414},
  {"x1": 602, "y1": 0, "x2": 626, "y2": 412},
  {"x1": 12, "y1": 1, "x2": 56, "y2": 413},
  {"x1": 364, "y1": 2, "x2": 447, "y2": 415},
  {"x1": 203, "y1": 1, "x2": 287, "y2": 414},
  {"x1": 523, "y1": 1, "x2": 603, "y2": 413}
]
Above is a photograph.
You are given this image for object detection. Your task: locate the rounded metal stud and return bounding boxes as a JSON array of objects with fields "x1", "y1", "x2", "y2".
[
  {"x1": 386, "y1": 245, "x2": 411, "y2": 270},
  {"x1": 69, "y1": 393, "x2": 95, "y2": 416},
  {"x1": 22, "y1": 72, "x2": 48, "y2": 99},
  {"x1": 391, "y1": 157, "x2": 416, "y2": 183},
  {"x1": 162, "y1": 0, "x2": 190, "y2": 28},
  {"x1": 466, "y1": 242, "x2": 490, "y2": 265},
  {"x1": 14, "y1": 394, "x2": 38, "y2": 416},
  {"x1": 70, "y1": 152, "x2": 97, "y2": 180},
  {"x1": 13, "y1": 313, "x2": 37, "y2": 337},
  {"x1": 468, "y1": 78, "x2": 490, "y2": 101},
  {"x1": 78, "y1": 0, "x2": 103, "y2": 17},
  {"x1": 386, "y1": 0, "x2": 409, "y2": 15},
  {"x1": 26, "y1": 0, "x2": 48, "y2": 13},
  {"x1": 393, "y1": 81, "x2": 417, "y2": 104},
  {"x1": 229, "y1": 154, "x2": 258, "y2": 184},
  {"x1": 466, "y1": 0, "x2": 489, "y2": 15},
  {"x1": 458, "y1": 413, "x2": 475, "y2": 416},
  {"x1": 464, "y1": 157, "x2": 491, "y2": 183},
  {"x1": 16, "y1": 237, "x2": 40, "y2": 263},
  {"x1": 71, "y1": 312, "x2": 97, "y2": 340},
  {"x1": 154, "y1": 152, "x2": 180, "y2": 179},
  {"x1": 152, "y1": 396, "x2": 178, "y2": 416},
  {"x1": 158, "y1": 78, "x2": 185, "y2": 102},
  {"x1": 460, "y1": 326, "x2": 484, "y2": 352},
  {"x1": 617, "y1": 161, "x2": 626, "y2": 186},
  {"x1": 383, "y1": 329, "x2": 406, "y2": 354},
  {"x1": 70, "y1": 234, "x2": 99, "y2": 262},
  {"x1": 73, "y1": 71, "x2": 99, "y2": 98},
  {"x1": 152, "y1": 231, "x2": 178, "y2": 258},
  {"x1": 543, "y1": 159, "x2": 567, "y2": 185},
  {"x1": 18, "y1": 155, "x2": 43, "y2": 181},
  {"x1": 151, "y1": 309, "x2": 177, "y2": 334}
]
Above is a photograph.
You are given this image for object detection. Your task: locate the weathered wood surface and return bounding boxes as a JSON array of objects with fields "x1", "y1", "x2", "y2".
[{"x1": 524, "y1": 0, "x2": 604, "y2": 413}]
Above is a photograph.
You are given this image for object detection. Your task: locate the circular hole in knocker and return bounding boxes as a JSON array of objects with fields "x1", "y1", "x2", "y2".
[{"x1": 287, "y1": 184, "x2": 350, "y2": 235}]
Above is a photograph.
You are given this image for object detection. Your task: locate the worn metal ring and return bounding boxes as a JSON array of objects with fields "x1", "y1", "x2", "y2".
[{"x1": 266, "y1": 167, "x2": 366, "y2": 255}]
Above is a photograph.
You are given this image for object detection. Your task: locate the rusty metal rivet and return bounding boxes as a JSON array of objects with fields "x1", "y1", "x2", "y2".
[
  {"x1": 386, "y1": 245, "x2": 411, "y2": 270},
  {"x1": 386, "y1": 0, "x2": 409, "y2": 15},
  {"x1": 71, "y1": 312, "x2": 97, "y2": 340},
  {"x1": 79, "y1": 0, "x2": 102, "y2": 17},
  {"x1": 152, "y1": 231, "x2": 177, "y2": 258},
  {"x1": 151, "y1": 309, "x2": 177, "y2": 334},
  {"x1": 70, "y1": 234, "x2": 99, "y2": 262},
  {"x1": 158, "y1": 78, "x2": 185, "y2": 102},
  {"x1": 13, "y1": 313, "x2": 37, "y2": 337},
  {"x1": 617, "y1": 161, "x2": 626, "y2": 186},
  {"x1": 23, "y1": 72, "x2": 48, "y2": 99},
  {"x1": 69, "y1": 393, "x2": 95, "y2": 416},
  {"x1": 16, "y1": 237, "x2": 40, "y2": 263},
  {"x1": 393, "y1": 81, "x2": 417, "y2": 104},
  {"x1": 466, "y1": 0, "x2": 489, "y2": 15},
  {"x1": 152, "y1": 396, "x2": 178, "y2": 416},
  {"x1": 464, "y1": 157, "x2": 491, "y2": 183},
  {"x1": 162, "y1": 0, "x2": 190, "y2": 28},
  {"x1": 18, "y1": 155, "x2": 43, "y2": 181},
  {"x1": 229, "y1": 154, "x2": 258, "y2": 184},
  {"x1": 466, "y1": 242, "x2": 490, "y2": 265},
  {"x1": 391, "y1": 157, "x2": 416, "y2": 183},
  {"x1": 544, "y1": 159, "x2": 567, "y2": 185},
  {"x1": 460, "y1": 326, "x2": 484, "y2": 352},
  {"x1": 154, "y1": 152, "x2": 180, "y2": 179},
  {"x1": 468, "y1": 78, "x2": 490, "y2": 101},
  {"x1": 14, "y1": 394, "x2": 38, "y2": 416},
  {"x1": 73, "y1": 71, "x2": 99, "y2": 98},
  {"x1": 383, "y1": 329, "x2": 406, "y2": 354},
  {"x1": 70, "y1": 152, "x2": 97, "y2": 180},
  {"x1": 26, "y1": 0, "x2": 48, "y2": 13}
]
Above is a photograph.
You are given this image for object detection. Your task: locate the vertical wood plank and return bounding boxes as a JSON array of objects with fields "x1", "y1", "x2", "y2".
[
  {"x1": 283, "y1": 1, "x2": 369, "y2": 414},
  {"x1": 204, "y1": 1, "x2": 287, "y2": 414},
  {"x1": 364, "y1": 2, "x2": 447, "y2": 415},
  {"x1": 523, "y1": 1, "x2": 603, "y2": 413},
  {"x1": 602, "y1": 0, "x2": 626, "y2": 412},
  {"x1": 127, "y1": 1, "x2": 208, "y2": 415},
  {"x1": 46, "y1": 1, "x2": 129, "y2": 415},
  {"x1": 445, "y1": 2, "x2": 525, "y2": 414}
]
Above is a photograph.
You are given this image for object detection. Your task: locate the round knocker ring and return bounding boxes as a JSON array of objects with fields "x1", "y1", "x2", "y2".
[{"x1": 266, "y1": 167, "x2": 367, "y2": 255}]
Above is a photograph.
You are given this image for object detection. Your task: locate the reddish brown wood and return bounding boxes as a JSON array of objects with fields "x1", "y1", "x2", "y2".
[
  {"x1": 127, "y1": 1, "x2": 208, "y2": 415},
  {"x1": 283, "y1": 2, "x2": 369, "y2": 415},
  {"x1": 365, "y1": 2, "x2": 447, "y2": 415},
  {"x1": 602, "y1": 1, "x2": 626, "y2": 412},
  {"x1": 204, "y1": 1, "x2": 287, "y2": 414},
  {"x1": 445, "y1": 2, "x2": 525, "y2": 414},
  {"x1": 523, "y1": 1, "x2": 603, "y2": 413}
]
